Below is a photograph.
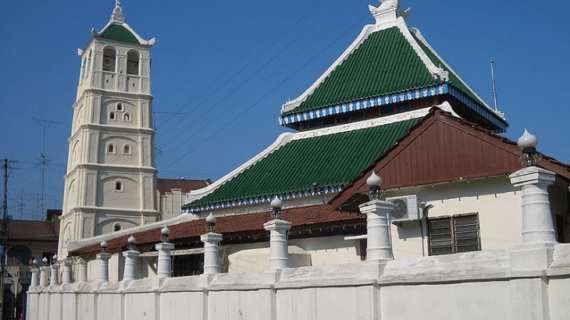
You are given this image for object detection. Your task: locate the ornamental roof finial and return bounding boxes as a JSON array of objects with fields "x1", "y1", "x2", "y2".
[
  {"x1": 369, "y1": 0, "x2": 411, "y2": 25},
  {"x1": 111, "y1": 0, "x2": 125, "y2": 23}
]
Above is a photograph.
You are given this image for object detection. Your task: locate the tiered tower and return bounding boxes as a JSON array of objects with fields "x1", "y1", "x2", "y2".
[{"x1": 59, "y1": 1, "x2": 158, "y2": 257}]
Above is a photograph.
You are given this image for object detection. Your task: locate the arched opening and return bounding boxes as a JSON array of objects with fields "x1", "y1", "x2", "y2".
[
  {"x1": 127, "y1": 51, "x2": 139, "y2": 75},
  {"x1": 114, "y1": 223, "x2": 123, "y2": 232},
  {"x1": 109, "y1": 111, "x2": 116, "y2": 120},
  {"x1": 124, "y1": 113, "x2": 131, "y2": 121},
  {"x1": 80, "y1": 58, "x2": 86, "y2": 83},
  {"x1": 115, "y1": 180, "x2": 123, "y2": 191},
  {"x1": 123, "y1": 144, "x2": 131, "y2": 154},
  {"x1": 108, "y1": 144, "x2": 115, "y2": 154},
  {"x1": 102, "y1": 47, "x2": 116, "y2": 72},
  {"x1": 85, "y1": 50, "x2": 92, "y2": 78},
  {"x1": 116, "y1": 102, "x2": 124, "y2": 112},
  {"x1": 7, "y1": 245, "x2": 32, "y2": 266}
]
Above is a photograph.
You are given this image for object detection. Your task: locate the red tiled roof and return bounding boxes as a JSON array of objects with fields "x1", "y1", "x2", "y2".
[
  {"x1": 157, "y1": 178, "x2": 209, "y2": 196},
  {"x1": 330, "y1": 107, "x2": 570, "y2": 209},
  {"x1": 69, "y1": 204, "x2": 364, "y2": 258},
  {"x1": 3, "y1": 220, "x2": 59, "y2": 242}
]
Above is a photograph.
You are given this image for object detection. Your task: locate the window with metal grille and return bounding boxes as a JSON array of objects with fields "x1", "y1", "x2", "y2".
[
  {"x1": 172, "y1": 254, "x2": 203, "y2": 277},
  {"x1": 428, "y1": 213, "x2": 480, "y2": 255}
]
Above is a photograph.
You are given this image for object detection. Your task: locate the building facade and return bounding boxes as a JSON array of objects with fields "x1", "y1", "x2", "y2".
[{"x1": 58, "y1": 2, "x2": 159, "y2": 259}]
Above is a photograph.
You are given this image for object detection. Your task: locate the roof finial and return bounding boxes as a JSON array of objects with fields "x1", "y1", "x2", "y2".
[
  {"x1": 111, "y1": 0, "x2": 125, "y2": 23},
  {"x1": 369, "y1": 0, "x2": 411, "y2": 25}
]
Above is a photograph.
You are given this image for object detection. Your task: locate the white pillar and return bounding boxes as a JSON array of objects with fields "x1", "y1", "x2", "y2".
[
  {"x1": 61, "y1": 260, "x2": 73, "y2": 284},
  {"x1": 201, "y1": 233, "x2": 223, "y2": 275},
  {"x1": 49, "y1": 263, "x2": 59, "y2": 286},
  {"x1": 155, "y1": 243, "x2": 174, "y2": 278},
  {"x1": 359, "y1": 200, "x2": 395, "y2": 261},
  {"x1": 39, "y1": 266, "x2": 49, "y2": 287},
  {"x1": 510, "y1": 166, "x2": 557, "y2": 243},
  {"x1": 30, "y1": 267, "x2": 40, "y2": 288},
  {"x1": 122, "y1": 250, "x2": 140, "y2": 281},
  {"x1": 77, "y1": 258, "x2": 88, "y2": 282},
  {"x1": 96, "y1": 253, "x2": 112, "y2": 283},
  {"x1": 264, "y1": 219, "x2": 292, "y2": 270}
]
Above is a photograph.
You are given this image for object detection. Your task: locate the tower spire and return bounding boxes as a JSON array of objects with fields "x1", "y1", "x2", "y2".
[{"x1": 111, "y1": 0, "x2": 125, "y2": 23}]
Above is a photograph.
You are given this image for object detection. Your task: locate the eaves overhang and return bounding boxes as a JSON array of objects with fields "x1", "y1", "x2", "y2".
[{"x1": 279, "y1": 83, "x2": 508, "y2": 132}]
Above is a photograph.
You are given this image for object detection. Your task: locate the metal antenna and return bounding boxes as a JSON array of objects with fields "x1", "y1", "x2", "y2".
[
  {"x1": 30, "y1": 116, "x2": 62, "y2": 218},
  {"x1": 490, "y1": 60, "x2": 499, "y2": 111}
]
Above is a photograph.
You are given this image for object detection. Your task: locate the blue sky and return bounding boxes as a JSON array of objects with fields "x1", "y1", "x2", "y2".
[{"x1": 1, "y1": 0, "x2": 569, "y2": 221}]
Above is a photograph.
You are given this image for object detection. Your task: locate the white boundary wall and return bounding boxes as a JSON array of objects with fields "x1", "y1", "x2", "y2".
[{"x1": 28, "y1": 243, "x2": 570, "y2": 320}]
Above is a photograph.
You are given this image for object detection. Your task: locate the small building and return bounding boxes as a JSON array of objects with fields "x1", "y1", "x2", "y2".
[{"x1": 2, "y1": 218, "x2": 59, "y2": 320}]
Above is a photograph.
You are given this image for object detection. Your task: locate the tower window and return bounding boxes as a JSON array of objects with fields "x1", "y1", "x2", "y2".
[
  {"x1": 127, "y1": 51, "x2": 139, "y2": 75},
  {"x1": 102, "y1": 47, "x2": 116, "y2": 72},
  {"x1": 114, "y1": 180, "x2": 123, "y2": 192},
  {"x1": 123, "y1": 144, "x2": 131, "y2": 155},
  {"x1": 107, "y1": 144, "x2": 115, "y2": 154},
  {"x1": 79, "y1": 58, "x2": 86, "y2": 83},
  {"x1": 117, "y1": 103, "x2": 124, "y2": 112},
  {"x1": 109, "y1": 111, "x2": 116, "y2": 120},
  {"x1": 114, "y1": 223, "x2": 123, "y2": 232},
  {"x1": 85, "y1": 50, "x2": 92, "y2": 79},
  {"x1": 124, "y1": 113, "x2": 131, "y2": 122}
]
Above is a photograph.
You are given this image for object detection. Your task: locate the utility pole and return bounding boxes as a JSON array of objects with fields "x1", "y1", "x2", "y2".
[
  {"x1": 31, "y1": 116, "x2": 62, "y2": 218},
  {"x1": 1, "y1": 158, "x2": 9, "y2": 318}
]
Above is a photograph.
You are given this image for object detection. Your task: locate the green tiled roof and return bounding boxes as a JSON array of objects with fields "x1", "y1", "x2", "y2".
[
  {"x1": 100, "y1": 24, "x2": 139, "y2": 44},
  {"x1": 283, "y1": 27, "x2": 442, "y2": 116},
  {"x1": 282, "y1": 27, "x2": 491, "y2": 117},
  {"x1": 411, "y1": 33, "x2": 487, "y2": 109},
  {"x1": 185, "y1": 118, "x2": 420, "y2": 210}
]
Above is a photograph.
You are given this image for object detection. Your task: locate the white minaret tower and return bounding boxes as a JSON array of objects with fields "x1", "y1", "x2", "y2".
[{"x1": 59, "y1": 1, "x2": 158, "y2": 257}]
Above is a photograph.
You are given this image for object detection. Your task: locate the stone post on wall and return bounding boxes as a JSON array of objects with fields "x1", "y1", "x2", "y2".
[
  {"x1": 201, "y1": 213, "x2": 223, "y2": 275},
  {"x1": 61, "y1": 259, "x2": 73, "y2": 284},
  {"x1": 39, "y1": 257, "x2": 49, "y2": 287},
  {"x1": 30, "y1": 259, "x2": 39, "y2": 288},
  {"x1": 49, "y1": 255, "x2": 60, "y2": 286},
  {"x1": 510, "y1": 166, "x2": 557, "y2": 243},
  {"x1": 77, "y1": 258, "x2": 88, "y2": 283},
  {"x1": 123, "y1": 235, "x2": 140, "y2": 282},
  {"x1": 359, "y1": 171, "x2": 395, "y2": 261},
  {"x1": 509, "y1": 129, "x2": 557, "y2": 244},
  {"x1": 97, "y1": 240, "x2": 112, "y2": 283},
  {"x1": 156, "y1": 226, "x2": 174, "y2": 278},
  {"x1": 264, "y1": 197, "x2": 292, "y2": 270}
]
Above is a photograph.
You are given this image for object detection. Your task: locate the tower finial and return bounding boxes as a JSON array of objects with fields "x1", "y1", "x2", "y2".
[{"x1": 111, "y1": 0, "x2": 125, "y2": 23}]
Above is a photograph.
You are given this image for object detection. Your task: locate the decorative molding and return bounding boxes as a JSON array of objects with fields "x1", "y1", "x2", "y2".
[{"x1": 279, "y1": 84, "x2": 448, "y2": 127}]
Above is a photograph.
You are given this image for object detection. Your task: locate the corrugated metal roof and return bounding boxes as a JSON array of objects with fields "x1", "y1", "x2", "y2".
[
  {"x1": 283, "y1": 27, "x2": 441, "y2": 116},
  {"x1": 185, "y1": 118, "x2": 419, "y2": 210},
  {"x1": 157, "y1": 179, "x2": 209, "y2": 196},
  {"x1": 4, "y1": 220, "x2": 59, "y2": 241}
]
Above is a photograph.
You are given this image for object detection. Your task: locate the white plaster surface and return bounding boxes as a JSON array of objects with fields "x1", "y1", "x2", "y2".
[{"x1": 27, "y1": 244, "x2": 570, "y2": 320}]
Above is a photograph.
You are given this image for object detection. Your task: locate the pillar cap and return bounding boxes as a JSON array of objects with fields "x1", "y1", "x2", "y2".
[
  {"x1": 509, "y1": 166, "x2": 555, "y2": 187},
  {"x1": 264, "y1": 219, "x2": 292, "y2": 230}
]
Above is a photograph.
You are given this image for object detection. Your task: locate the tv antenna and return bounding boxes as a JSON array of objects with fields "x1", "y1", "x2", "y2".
[
  {"x1": 31, "y1": 116, "x2": 62, "y2": 218},
  {"x1": 490, "y1": 60, "x2": 499, "y2": 112}
]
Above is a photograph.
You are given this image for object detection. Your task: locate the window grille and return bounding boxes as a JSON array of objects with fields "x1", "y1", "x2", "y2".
[{"x1": 428, "y1": 213, "x2": 480, "y2": 255}]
